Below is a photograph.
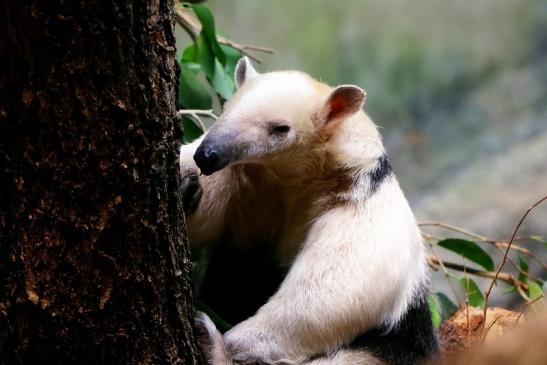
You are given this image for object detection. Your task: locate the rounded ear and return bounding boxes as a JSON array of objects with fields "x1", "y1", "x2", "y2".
[
  {"x1": 318, "y1": 85, "x2": 366, "y2": 134},
  {"x1": 234, "y1": 56, "x2": 258, "y2": 88}
]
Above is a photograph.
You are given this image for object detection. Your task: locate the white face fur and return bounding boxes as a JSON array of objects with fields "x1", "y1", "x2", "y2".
[{"x1": 194, "y1": 57, "x2": 365, "y2": 175}]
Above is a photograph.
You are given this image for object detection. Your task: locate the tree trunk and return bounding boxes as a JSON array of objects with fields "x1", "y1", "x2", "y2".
[{"x1": 0, "y1": 1, "x2": 202, "y2": 364}]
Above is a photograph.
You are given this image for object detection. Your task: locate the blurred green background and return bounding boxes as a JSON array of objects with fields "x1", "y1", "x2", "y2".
[{"x1": 177, "y1": 0, "x2": 547, "y2": 305}]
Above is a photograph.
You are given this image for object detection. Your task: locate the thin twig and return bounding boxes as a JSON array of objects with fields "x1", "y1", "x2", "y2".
[
  {"x1": 239, "y1": 45, "x2": 275, "y2": 53},
  {"x1": 425, "y1": 231, "x2": 526, "y2": 279},
  {"x1": 177, "y1": 109, "x2": 217, "y2": 119},
  {"x1": 174, "y1": 4, "x2": 274, "y2": 63},
  {"x1": 513, "y1": 294, "x2": 545, "y2": 328},
  {"x1": 491, "y1": 244, "x2": 529, "y2": 279},
  {"x1": 525, "y1": 294, "x2": 545, "y2": 307},
  {"x1": 480, "y1": 314, "x2": 503, "y2": 342},
  {"x1": 482, "y1": 195, "x2": 547, "y2": 323},
  {"x1": 217, "y1": 38, "x2": 274, "y2": 63},
  {"x1": 427, "y1": 244, "x2": 463, "y2": 304},
  {"x1": 496, "y1": 242, "x2": 547, "y2": 270},
  {"x1": 177, "y1": 109, "x2": 217, "y2": 132},
  {"x1": 463, "y1": 259, "x2": 471, "y2": 348},
  {"x1": 515, "y1": 283, "x2": 532, "y2": 302},
  {"x1": 422, "y1": 232, "x2": 444, "y2": 242},
  {"x1": 420, "y1": 221, "x2": 547, "y2": 270},
  {"x1": 422, "y1": 229, "x2": 530, "y2": 301},
  {"x1": 427, "y1": 255, "x2": 529, "y2": 294},
  {"x1": 515, "y1": 310, "x2": 525, "y2": 325},
  {"x1": 174, "y1": 3, "x2": 199, "y2": 42},
  {"x1": 419, "y1": 221, "x2": 488, "y2": 241}
]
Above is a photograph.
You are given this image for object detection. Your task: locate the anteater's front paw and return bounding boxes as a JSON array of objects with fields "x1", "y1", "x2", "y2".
[
  {"x1": 180, "y1": 171, "x2": 202, "y2": 215},
  {"x1": 224, "y1": 324, "x2": 288, "y2": 365},
  {"x1": 195, "y1": 312, "x2": 234, "y2": 365},
  {"x1": 179, "y1": 144, "x2": 203, "y2": 215}
]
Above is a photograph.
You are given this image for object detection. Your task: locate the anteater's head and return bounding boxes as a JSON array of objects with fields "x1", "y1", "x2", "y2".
[{"x1": 194, "y1": 57, "x2": 366, "y2": 175}]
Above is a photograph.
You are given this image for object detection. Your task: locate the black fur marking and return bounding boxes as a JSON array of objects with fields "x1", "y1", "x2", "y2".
[
  {"x1": 198, "y1": 239, "x2": 287, "y2": 327},
  {"x1": 350, "y1": 286, "x2": 439, "y2": 365},
  {"x1": 368, "y1": 154, "x2": 392, "y2": 194}
]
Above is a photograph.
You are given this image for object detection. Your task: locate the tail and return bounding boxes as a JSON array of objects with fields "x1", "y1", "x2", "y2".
[{"x1": 195, "y1": 312, "x2": 234, "y2": 365}]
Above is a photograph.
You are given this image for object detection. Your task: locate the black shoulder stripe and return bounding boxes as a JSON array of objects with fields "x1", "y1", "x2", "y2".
[
  {"x1": 368, "y1": 154, "x2": 392, "y2": 194},
  {"x1": 349, "y1": 284, "x2": 440, "y2": 364}
]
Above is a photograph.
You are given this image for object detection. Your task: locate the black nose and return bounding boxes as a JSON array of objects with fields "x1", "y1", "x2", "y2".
[{"x1": 194, "y1": 145, "x2": 224, "y2": 175}]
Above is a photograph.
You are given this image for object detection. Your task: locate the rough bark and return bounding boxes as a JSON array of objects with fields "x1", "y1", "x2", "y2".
[{"x1": 0, "y1": 1, "x2": 202, "y2": 364}]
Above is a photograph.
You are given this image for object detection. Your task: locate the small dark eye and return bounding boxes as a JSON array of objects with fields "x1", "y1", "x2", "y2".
[{"x1": 270, "y1": 124, "x2": 291, "y2": 134}]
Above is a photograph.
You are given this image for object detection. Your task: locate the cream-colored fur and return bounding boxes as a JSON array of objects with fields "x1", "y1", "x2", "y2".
[
  {"x1": 197, "y1": 312, "x2": 385, "y2": 365},
  {"x1": 180, "y1": 58, "x2": 429, "y2": 364}
]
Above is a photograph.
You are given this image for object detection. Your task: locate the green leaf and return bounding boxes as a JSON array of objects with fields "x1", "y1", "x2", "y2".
[
  {"x1": 195, "y1": 33, "x2": 216, "y2": 79},
  {"x1": 428, "y1": 295, "x2": 442, "y2": 328},
  {"x1": 517, "y1": 253, "x2": 529, "y2": 283},
  {"x1": 181, "y1": 44, "x2": 197, "y2": 63},
  {"x1": 181, "y1": 116, "x2": 205, "y2": 144},
  {"x1": 438, "y1": 239, "x2": 495, "y2": 271},
  {"x1": 459, "y1": 277, "x2": 485, "y2": 308},
  {"x1": 192, "y1": 4, "x2": 226, "y2": 64},
  {"x1": 184, "y1": 61, "x2": 201, "y2": 73},
  {"x1": 433, "y1": 292, "x2": 458, "y2": 320},
  {"x1": 181, "y1": 38, "x2": 216, "y2": 80},
  {"x1": 528, "y1": 281, "x2": 544, "y2": 300},
  {"x1": 220, "y1": 44, "x2": 242, "y2": 80},
  {"x1": 211, "y1": 59, "x2": 235, "y2": 99},
  {"x1": 179, "y1": 63, "x2": 212, "y2": 109}
]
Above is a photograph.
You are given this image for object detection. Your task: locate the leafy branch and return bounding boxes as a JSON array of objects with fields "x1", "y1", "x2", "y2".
[
  {"x1": 174, "y1": 2, "x2": 272, "y2": 143},
  {"x1": 426, "y1": 256, "x2": 529, "y2": 292},
  {"x1": 424, "y1": 195, "x2": 546, "y2": 328},
  {"x1": 174, "y1": 3, "x2": 273, "y2": 63},
  {"x1": 420, "y1": 221, "x2": 546, "y2": 270}
]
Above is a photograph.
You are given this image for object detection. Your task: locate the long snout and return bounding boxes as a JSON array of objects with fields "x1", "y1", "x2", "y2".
[
  {"x1": 194, "y1": 130, "x2": 240, "y2": 175},
  {"x1": 193, "y1": 142, "x2": 231, "y2": 176}
]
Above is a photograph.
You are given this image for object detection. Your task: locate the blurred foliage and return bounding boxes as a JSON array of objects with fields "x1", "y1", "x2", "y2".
[
  {"x1": 207, "y1": 0, "x2": 547, "y2": 124},
  {"x1": 426, "y1": 231, "x2": 545, "y2": 327},
  {"x1": 207, "y1": 0, "x2": 547, "y2": 199}
]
